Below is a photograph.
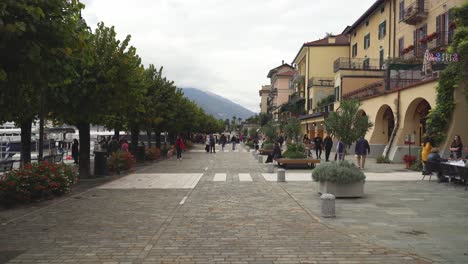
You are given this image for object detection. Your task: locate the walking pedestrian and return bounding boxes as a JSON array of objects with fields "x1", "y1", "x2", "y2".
[
  {"x1": 336, "y1": 140, "x2": 345, "y2": 161},
  {"x1": 231, "y1": 135, "x2": 237, "y2": 150},
  {"x1": 314, "y1": 135, "x2": 323, "y2": 159},
  {"x1": 355, "y1": 137, "x2": 370, "y2": 169},
  {"x1": 323, "y1": 135, "x2": 333, "y2": 162},
  {"x1": 205, "y1": 135, "x2": 210, "y2": 153},
  {"x1": 71, "y1": 139, "x2": 79, "y2": 164},
  {"x1": 175, "y1": 135, "x2": 185, "y2": 160},
  {"x1": 220, "y1": 134, "x2": 227, "y2": 151},
  {"x1": 209, "y1": 134, "x2": 216, "y2": 153}
]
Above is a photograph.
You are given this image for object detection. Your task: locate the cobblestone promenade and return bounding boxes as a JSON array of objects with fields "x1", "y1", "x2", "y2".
[{"x1": 1, "y1": 144, "x2": 467, "y2": 263}]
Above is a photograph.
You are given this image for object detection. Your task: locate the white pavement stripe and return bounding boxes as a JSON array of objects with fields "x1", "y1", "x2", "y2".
[
  {"x1": 97, "y1": 173, "x2": 204, "y2": 189},
  {"x1": 262, "y1": 173, "x2": 311, "y2": 181},
  {"x1": 238, "y1": 173, "x2": 253, "y2": 182},
  {"x1": 213, "y1": 173, "x2": 227, "y2": 182},
  {"x1": 179, "y1": 196, "x2": 188, "y2": 204},
  {"x1": 364, "y1": 172, "x2": 422, "y2": 181},
  {"x1": 262, "y1": 172, "x2": 423, "y2": 182}
]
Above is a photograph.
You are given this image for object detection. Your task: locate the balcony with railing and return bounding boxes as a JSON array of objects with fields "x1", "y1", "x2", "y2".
[
  {"x1": 307, "y1": 77, "x2": 334, "y2": 88},
  {"x1": 343, "y1": 64, "x2": 442, "y2": 101},
  {"x1": 334, "y1": 57, "x2": 383, "y2": 72},
  {"x1": 401, "y1": 30, "x2": 455, "y2": 60},
  {"x1": 402, "y1": 0, "x2": 428, "y2": 25}
]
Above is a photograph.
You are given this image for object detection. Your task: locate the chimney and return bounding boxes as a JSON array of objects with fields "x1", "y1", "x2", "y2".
[
  {"x1": 282, "y1": 60, "x2": 284, "y2": 65},
  {"x1": 328, "y1": 36, "x2": 336, "y2": 44}
]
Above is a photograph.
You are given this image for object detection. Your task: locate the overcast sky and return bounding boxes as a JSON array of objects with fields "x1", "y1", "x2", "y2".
[{"x1": 81, "y1": 0, "x2": 375, "y2": 113}]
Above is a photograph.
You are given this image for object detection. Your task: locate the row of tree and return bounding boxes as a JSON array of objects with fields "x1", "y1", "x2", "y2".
[{"x1": 0, "y1": 0, "x2": 224, "y2": 178}]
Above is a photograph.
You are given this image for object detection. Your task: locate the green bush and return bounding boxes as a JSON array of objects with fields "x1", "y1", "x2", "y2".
[
  {"x1": 312, "y1": 161, "x2": 366, "y2": 184},
  {"x1": 282, "y1": 143, "x2": 307, "y2": 159},
  {"x1": 376, "y1": 155, "x2": 392, "y2": 163},
  {"x1": 409, "y1": 159, "x2": 423, "y2": 171},
  {"x1": 246, "y1": 141, "x2": 254, "y2": 148}
]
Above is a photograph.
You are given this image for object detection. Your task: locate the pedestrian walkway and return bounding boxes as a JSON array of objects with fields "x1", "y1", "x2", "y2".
[{"x1": 0, "y1": 143, "x2": 466, "y2": 263}]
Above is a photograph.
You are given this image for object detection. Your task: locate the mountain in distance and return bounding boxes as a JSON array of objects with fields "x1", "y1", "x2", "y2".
[{"x1": 182, "y1": 88, "x2": 256, "y2": 120}]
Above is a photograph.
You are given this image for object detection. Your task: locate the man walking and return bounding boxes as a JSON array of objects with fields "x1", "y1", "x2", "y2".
[
  {"x1": 355, "y1": 137, "x2": 370, "y2": 169},
  {"x1": 231, "y1": 135, "x2": 237, "y2": 150},
  {"x1": 220, "y1": 134, "x2": 227, "y2": 151},
  {"x1": 323, "y1": 135, "x2": 333, "y2": 162},
  {"x1": 313, "y1": 135, "x2": 323, "y2": 159},
  {"x1": 209, "y1": 134, "x2": 216, "y2": 153}
]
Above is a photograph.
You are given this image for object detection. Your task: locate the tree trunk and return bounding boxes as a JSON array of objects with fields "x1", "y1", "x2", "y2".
[
  {"x1": 130, "y1": 127, "x2": 139, "y2": 155},
  {"x1": 77, "y1": 122, "x2": 91, "y2": 179},
  {"x1": 114, "y1": 130, "x2": 120, "y2": 138},
  {"x1": 20, "y1": 118, "x2": 32, "y2": 166},
  {"x1": 155, "y1": 131, "x2": 161, "y2": 148},
  {"x1": 146, "y1": 130, "x2": 152, "y2": 147}
]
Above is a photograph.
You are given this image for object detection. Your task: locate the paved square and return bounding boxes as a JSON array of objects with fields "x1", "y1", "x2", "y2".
[{"x1": 97, "y1": 173, "x2": 203, "y2": 189}]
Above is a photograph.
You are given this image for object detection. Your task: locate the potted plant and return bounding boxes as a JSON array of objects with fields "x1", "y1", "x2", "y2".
[
  {"x1": 312, "y1": 161, "x2": 366, "y2": 198},
  {"x1": 282, "y1": 143, "x2": 307, "y2": 159},
  {"x1": 403, "y1": 155, "x2": 417, "y2": 169}
]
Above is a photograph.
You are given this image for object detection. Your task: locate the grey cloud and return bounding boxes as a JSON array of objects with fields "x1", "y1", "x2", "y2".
[{"x1": 81, "y1": 0, "x2": 375, "y2": 112}]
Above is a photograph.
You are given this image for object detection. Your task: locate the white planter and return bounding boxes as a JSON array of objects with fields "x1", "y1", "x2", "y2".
[{"x1": 318, "y1": 180, "x2": 364, "y2": 198}]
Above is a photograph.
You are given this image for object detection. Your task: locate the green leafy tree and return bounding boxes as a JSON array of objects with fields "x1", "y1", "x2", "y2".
[
  {"x1": 0, "y1": 0, "x2": 84, "y2": 165},
  {"x1": 426, "y1": 3, "x2": 468, "y2": 145},
  {"x1": 325, "y1": 99, "x2": 373, "y2": 157},
  {"x1": 283, "y1": 118, "x2": 301, "y2": 143},
  {"x1": 261, "y1": 122, "x2": 277, "y2": 143}
]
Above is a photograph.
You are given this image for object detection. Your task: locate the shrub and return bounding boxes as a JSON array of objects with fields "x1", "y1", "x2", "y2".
[
  {"x1": 246, "y1": 141, "x2": 254, "y2": 148},
  {"x1": 0, "y1": 162, "x2": 78, "y2": 206},
  {"x1": 312, "y1": 161, "x2": 366, "y2": 184},
  {"x1": 108, "y1": 151, "x2": 136, "y2": 173},
  {"x1": 376, "y1": 155, "x2": 392, "y2": 163},
  {"x1": 145, "y1": 147, "x2": 161, "y2": 161},
  {"x1": 282, "y1": 143, "x2": 307, "y2": 159},
  {"x1": 409, "y1": 159, "x2": 423, "y2": 171}
]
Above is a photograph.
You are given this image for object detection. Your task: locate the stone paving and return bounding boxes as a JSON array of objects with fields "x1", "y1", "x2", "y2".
[{"x1": 0, "y1": 143, "x2": 466, "y2": 263}]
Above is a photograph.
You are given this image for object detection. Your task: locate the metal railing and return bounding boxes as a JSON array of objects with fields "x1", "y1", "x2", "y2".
[
  {"x1": 334, "y1": 57, "x2": 383, "y2": 72},
  {"x1": 307, "y1": 77, "x2": 334, "y2": 88},
  {"x1": 402, "y1": 0, "x2": 428, "y2": 25}
]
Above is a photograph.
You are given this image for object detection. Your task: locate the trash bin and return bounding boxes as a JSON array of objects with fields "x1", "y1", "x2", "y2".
[
  {"x1": 136, "y1": 145, "x2": 145, "y2": 162},
  {"x1": 94, "y1": 150, "x2": 108, "y2": 176}
]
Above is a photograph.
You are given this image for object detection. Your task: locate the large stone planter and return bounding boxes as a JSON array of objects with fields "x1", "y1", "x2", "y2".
[{"x1": 318, "y1": 180, "x2": 364, "y2": 198}]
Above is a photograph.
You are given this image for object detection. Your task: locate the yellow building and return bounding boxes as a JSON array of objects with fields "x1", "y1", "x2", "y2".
[
  {"x1": 292, "y1": 35, "x2": 349, "y2": 139},
  {"x1": 337, "y1": 0, "x2": 467, "y2": 162},
  {"x1": 259, "y1": 85, "x2": 271, "y2": 114}
]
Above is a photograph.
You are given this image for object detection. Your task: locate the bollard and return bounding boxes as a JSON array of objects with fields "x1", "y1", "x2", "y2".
[
  {"x1": 266, "y1": 163, "x2": 274, "y2": 173},
  {"x1": 277, "y1": 168, "x2": 286, "y2": 182},
  {"x1": 258, "y1": 155, "x2": 263, "y2": 163},
  {"x1": 320, "y1": 193, "x2": 336, "y2": 218}
]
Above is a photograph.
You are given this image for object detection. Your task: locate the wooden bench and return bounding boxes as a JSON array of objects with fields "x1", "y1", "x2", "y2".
[
  {"x1": 276, "y1": 158, "x2": 321, "y2": 169},
  {"x1": 0, "y1": 160, "x2": 15, "y2": 173},
  {"x1": 259, "y1": 149, "x2": 273, "y2": 155}
]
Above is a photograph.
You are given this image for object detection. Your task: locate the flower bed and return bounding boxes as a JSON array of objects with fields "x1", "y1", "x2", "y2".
[
  {"x1": 145, "y1": 147, "x2": 161, "y2": 161},
  {"x1": 108, "y1": 151, "x2": 136, "y2": 173},
  {"x1": 0, "y1": 162, "x2": 78, "y2": 206}
]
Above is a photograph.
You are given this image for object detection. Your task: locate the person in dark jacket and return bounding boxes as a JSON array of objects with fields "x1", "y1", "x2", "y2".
[
  {"x1": 355, "y1": 137, "x2": 370, "y2": 169},
  {"x1": 175, "y1": 135, "x2": 185, "y2": 160},
  {"x1": 220, "y1": 134, "x2": 227, "y2": 151},
  {"x1": 313, "y1": 136, "x2": 323, "y2": 159},
  {"x1": 426, "y1": 148, "x2": 448, "y2": 182},
  {"x1": 209, "y1": 134, "x2": 216, "y2": 153},
  {"x1": 323, "y1": 135, "x2": 333, "y2": 162},
  {"x1": 71, "y1": 139, "x2": 79, "y2": 164}
]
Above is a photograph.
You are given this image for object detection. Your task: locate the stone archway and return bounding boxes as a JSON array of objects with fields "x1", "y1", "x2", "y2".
[
  {"x1": 371, "y1": 105, "x2": 395, "y2": 144},
  {"x1": 402, "y1": 98, "x2": 431, "y2": 146}
]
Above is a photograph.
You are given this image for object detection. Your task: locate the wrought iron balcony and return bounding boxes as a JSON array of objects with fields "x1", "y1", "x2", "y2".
[
  {"x1": 401, "y1": 31, "x2": 455, "y2": 60},
  {"x1": 307, "y1": 77, "x2": 334, "y2": 88},
  {"x1": 402, "y1": 1, "x2": 428, "y2": 25},
  {"x1": 334, "y1": 57, "x2": 383, "y2": 72}
]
